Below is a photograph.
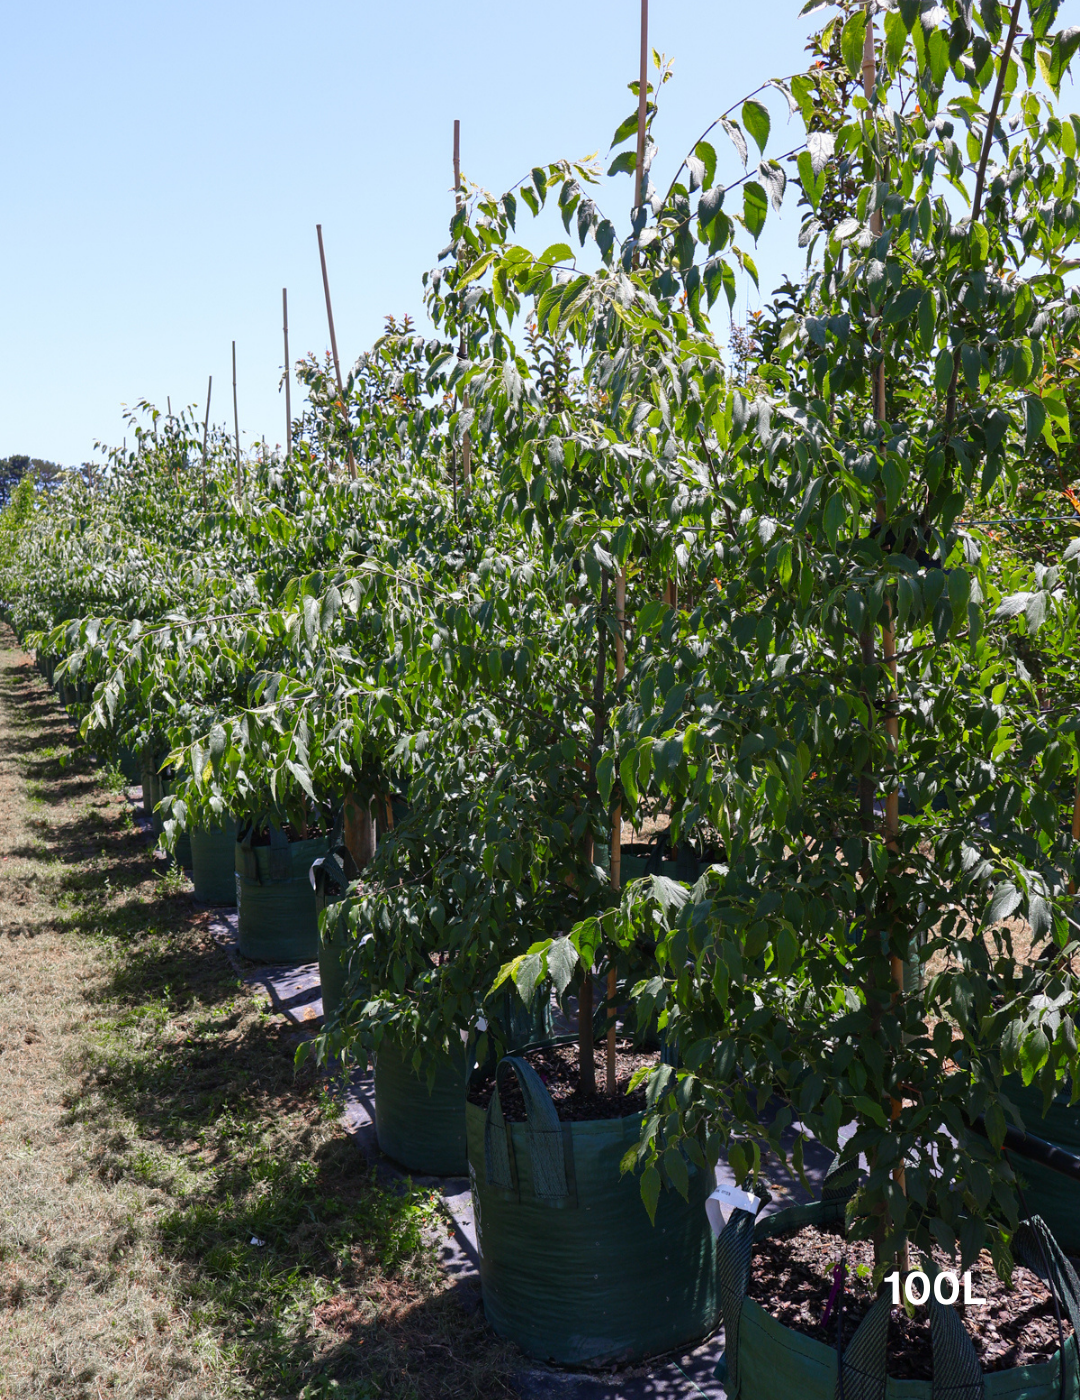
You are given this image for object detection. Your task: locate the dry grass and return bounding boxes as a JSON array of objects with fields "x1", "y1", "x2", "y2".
[{"x1": 0, "y1": 633, "x2": 517, "y2": 1400}]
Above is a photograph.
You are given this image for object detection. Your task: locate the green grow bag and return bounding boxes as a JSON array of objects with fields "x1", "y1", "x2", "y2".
[
  {"x1": 235, "y1": 826, "x2": 328, "y2": 962},
  {"x1": 374, "y1": 1037, "x2": 470, "y2": 1177},
  {"x1": 467, "y1": 1055, "x2": 720, "y2": 1367},
  {"x1": 190, "y1": 820, "x2": 238, "y2": 904},
  {"x1": 715, "y1": 1198, "x2": 1080, "y2": 1400},
  {"x1": 116, "y1": 744, "x2": 141, "y2": 784},
  {"x1": 1005, "y1": 1076, "x2": 1080, "y2": 1255}
]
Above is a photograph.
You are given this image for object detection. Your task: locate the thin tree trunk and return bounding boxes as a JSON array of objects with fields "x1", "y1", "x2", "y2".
[{"x1": 344, "y1": 791, "x2": 377, "y2": 873}]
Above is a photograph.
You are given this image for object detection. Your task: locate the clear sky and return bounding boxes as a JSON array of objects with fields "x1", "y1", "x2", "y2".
[{"x1": 3, "y1": 2, "x2": 825, "y2": 467}]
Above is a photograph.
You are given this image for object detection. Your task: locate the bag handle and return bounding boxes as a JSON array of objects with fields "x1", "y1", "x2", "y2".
[{"x1": 484, "y1": 1055, "x2": 572, "y2": 1203}]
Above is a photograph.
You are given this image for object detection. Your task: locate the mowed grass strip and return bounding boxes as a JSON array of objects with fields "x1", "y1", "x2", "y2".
[{"x1": 0, "y1": 632, "x2": 516, "y2": 1400}]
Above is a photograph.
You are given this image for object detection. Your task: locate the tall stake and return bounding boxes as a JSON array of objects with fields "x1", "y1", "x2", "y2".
[
  {"x1": 603, "y1": 0, "x2": 650, "y2": 1096},
  {"x1": 282, "y1": 288, "x2": 292, "y2": 461},
  {"x1": 316, "y1": 224, "x2": 357, "y2": 479},
  {"x1": 201, "y1": 374, "x2": 212, "y2": 511},
  {"x1": 454, "y1": 120, "x2": 472, "y2": 496},
  {"x1": 863, "y1": 6, "x2": 908, "y2": 1271},
  {"x1": 634, "y1": 0, "x2": 649, "y2": 211},
  {"x1": 232, "y1": 341, "x2": 242, "y2": 501}
]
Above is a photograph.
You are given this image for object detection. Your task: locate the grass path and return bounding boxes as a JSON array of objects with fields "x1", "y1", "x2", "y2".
[{"x1": 0, "y1": 634, "x2": 514, "y2": 1400}]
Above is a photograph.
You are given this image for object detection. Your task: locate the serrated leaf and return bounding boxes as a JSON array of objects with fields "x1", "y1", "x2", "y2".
[
  {"x1": 842, "y1": 9, "x2": 868, "y2": 79},
  {"x1": 742, "y1": 182, "x2": 768, "y2": 242},
  {"x1": 806, "y1": 130, "x2": 835, "y2": 176},
  {"x1": 640, "y1": 1163, "x2": 661, "y2": 1222},
  {"x1": 758, "y1": 160, "x2": 786, "y2": 211},
  {"x1": 721, "y1": 117, "x2": 748, "y2": 169},
  {"x1": 742, "y1": 98, "x2": 770, "y2": 153}
]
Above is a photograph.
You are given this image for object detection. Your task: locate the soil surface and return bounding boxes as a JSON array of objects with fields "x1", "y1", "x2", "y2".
[
  {"x1": 748, "y1": 1221, "x2": 1075, "y2": 1379},
  {"x1": 468, "y1": 1039, "x2": 659, "y2": 1121}
]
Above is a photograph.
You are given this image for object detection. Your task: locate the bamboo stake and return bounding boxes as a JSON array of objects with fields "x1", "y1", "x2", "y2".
[
  {"x1": 863, "y1": 5, "x2": 908, "y2": 1272},
  {"x1": 454, "y1": 120, "x2": 472, "y2": 496},
  {"x1": 283, "y1": 288, "x2": 292, "y2": 461},
  {"x1": 201, "y1": 375, "x2": 212, "y2": 511},
  {"x1": 607, "y1": 570, "x2": 627, "y2": 1093},
  {"x1": 316, "y1": 223, "x2": 357, "y2": 479},
  {"x1": 1070, "y1": 778, "x2": 1080, "y2": 898},
  {"x1": 634, "y1": 0, "x2": 649, "y2": 211},
  {"x1": 602, "y1": 0, "x2": 650, "y2": 1096},
  {"x1": 232, "y1": 341, "x2": 242, "y2": 501}
]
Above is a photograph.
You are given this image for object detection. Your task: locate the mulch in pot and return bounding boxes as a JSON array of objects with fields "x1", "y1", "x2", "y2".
[
  {"x1": 467, "y1": 1039, "x2": 659, "y2": 1122},
  {"x1": 748, "y1": 1220, "x2": 1075, "y2": 1379}
]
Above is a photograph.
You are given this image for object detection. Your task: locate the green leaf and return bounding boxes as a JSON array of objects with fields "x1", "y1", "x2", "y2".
[
  {"x1": 797, "y1": 150, "x2": 825, "y2": 211},
  {"x1": 824, "y1": 493, "x2": 846, "y2": 550},
  {"x1": 842, "y1": 10, "x2": 868, "y2": 79},
  {"x1": 934, "y1": 347, "x2": 955, "y2": 396},
  {"x1": 883, "y1": 286, "x2": 921, "y2": 326},
  {"x1": 663, "y1": 1146, "x2": 690, "y2": 1200},
  {"x1": 720, "y1": 117, "x2": 748, "y2": 168},
  {"x1": 742, "y1": 98, "x2": 771, "y2": 154},
  {"x1": 640, "y1": 1163, "x2": 662, "y2": 1222},
  {"x1": 884, "y1": 9, "x2": 907, "y2": 69},
  {"x1": 853, "y1": 1094, "x2": 887, "y2": 1128},
  {"x1": 546, "y1": 937, "x2": 579, "y2": 996},
  {"x1": 881, "y1": 459, "x2": 905, "y2": 516},
  {"x1": 742, "y1": 183, "x2": 768, "y2": 242},
  {"x1": 986, "y1": 881, "x2": 1021, "y2": 925},
  {"x1": 968, "y1": 221, "x2": 989, "y2": 268}
]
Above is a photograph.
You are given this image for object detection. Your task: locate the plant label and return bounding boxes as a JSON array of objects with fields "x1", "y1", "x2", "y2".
[
  {"x1": 884, "y1": 1271, "x2": 987, "y2": 1306},
  {"x1": 705, "y1": 1182, "x2": 762, "y2": 1235}
]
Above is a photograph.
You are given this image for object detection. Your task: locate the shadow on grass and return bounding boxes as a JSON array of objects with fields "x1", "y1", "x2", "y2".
[{"x1": 4, "y1": 655, "x2": 516, "y2": 1400}]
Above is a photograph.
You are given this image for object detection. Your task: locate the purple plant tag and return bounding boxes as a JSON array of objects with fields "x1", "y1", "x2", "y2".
[{"x1": 821, "y1": 1261, "x2": 846, "y2": 1327}]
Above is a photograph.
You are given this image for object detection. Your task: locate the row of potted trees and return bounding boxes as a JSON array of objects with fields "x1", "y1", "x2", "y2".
[{"x1": 4, "y1": 1, "x2": 1080, "y2": 1389}]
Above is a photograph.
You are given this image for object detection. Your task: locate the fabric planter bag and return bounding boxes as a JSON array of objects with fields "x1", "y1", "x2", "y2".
[
  {"x1": 143, "y1": 765, "x2": 192, "y2": 867},
  {"x1": 714, "y1": 1194, "x2": 1080, "y2": 1400},
  {"x1": 116, "y1": 743, "x2": 141, "y2": 784},
  {"x1": 467, "y1": 1055, "x2": 720, "y2": 1367},
  {"x1": 374, "y1": 1037, "x2": 470, "y2": 1177},
  {"x1": 190, "y1": 820, "x2": 239, "y2": 904},
  {"x1": 235, "y1": 825, "x2": 328, "y2": 963},
  {"x1": 1004, "y1": 1075, "x2": 1080, "y2": 1255}
]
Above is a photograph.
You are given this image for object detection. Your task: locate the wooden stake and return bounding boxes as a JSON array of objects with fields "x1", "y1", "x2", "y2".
[
  {"x1": 232, "y1": 340, "x2": 242, "y2": 501},
  {"x1": 283, "y1": 287, "x2": 292, "y2": 461},
  {"x1": 201, "y1": 374, "x2": 212, "y2": 511},
  {"x1": 607, "y1": 570, "x2": 627, "y2": 1093},
  {"x1": 316, "y1": 223, "x2": 357, "y2": 479},
  {"x1": 453, "y1": 120, "x2": 472, "y2": 496},
  {"x1": 863, "y1": 6, "x2": 908, "y2": 1271},
  {"x1": 634, "y1": 0, "x2": 649, "y2": 212}
]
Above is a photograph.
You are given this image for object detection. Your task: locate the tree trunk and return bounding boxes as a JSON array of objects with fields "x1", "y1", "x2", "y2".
[{"x1": 344, "y1": 791, "x2": 376, "y2": 872}]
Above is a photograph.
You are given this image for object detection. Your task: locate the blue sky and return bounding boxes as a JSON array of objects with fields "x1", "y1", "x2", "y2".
[{"x1": 3, "y1": 2, "x2": 825, "y2": 466}]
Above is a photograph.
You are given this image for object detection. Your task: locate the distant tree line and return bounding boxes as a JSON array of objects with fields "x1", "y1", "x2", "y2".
[{"x1": 0, "y1": 457, "x2": 64, "y2": 510}]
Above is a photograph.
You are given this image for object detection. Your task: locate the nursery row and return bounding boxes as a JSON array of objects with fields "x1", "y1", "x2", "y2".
[{"x1": 5, "y1": 2, "x2": 1080, "y2": 1391}]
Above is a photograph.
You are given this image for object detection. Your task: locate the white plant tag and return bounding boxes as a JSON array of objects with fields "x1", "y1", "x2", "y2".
[{"x1": 705, "y1": 1182, "x2": 762, "y2": 1236}]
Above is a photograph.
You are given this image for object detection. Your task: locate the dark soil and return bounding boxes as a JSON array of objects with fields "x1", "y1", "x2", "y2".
[
  {"x1": 248, "y1": 822, "x2": 329, "y2": 845},
  {"x1": 748, "y1": 1221, "x2": 1075, "y2": 1379},
  {"x1": 468, "y1": 1039, "x2": 658, "y2": 1121}
]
